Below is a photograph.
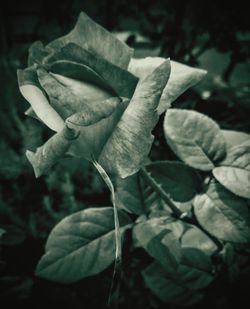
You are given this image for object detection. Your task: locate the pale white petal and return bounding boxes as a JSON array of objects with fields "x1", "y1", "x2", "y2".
[
  {"x1": 128, "y1": 57, "x2": 166, "y2": 79},
  {"x1": 128, "y1": 57, "x2": 207, "y2": 114},
  {"x1": 20, "y1": 84, "x2": 64, "y2": 132},
  {"x1": 158, "y1": 61, "x2": 207, "y2": 114}
]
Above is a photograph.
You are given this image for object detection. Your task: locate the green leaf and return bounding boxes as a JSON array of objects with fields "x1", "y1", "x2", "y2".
[
  {"x1": 181, "y1": 225, "x2": 218, "y2": 256},
  {"x1": 221, "y1": 130, "x2": 250, "y2": 149},
  {"x1": 219, "y1": 243, "x2": 240, "y2": 280},
  {"x1": 26, "y1": 126, "x2": 79, "y2": 177},
  {"x1": 213, "y1": 166, "x2": 250, "y2": 199},
  {"x1": 141, "y1": 223, "x2": 215, "y2": 304},
  {"x1": 128, "y1": 57, "x2": 207, "y2": 114},
  {"x1": 133, "y1": 217, "x2": 182, "y2": 272},
  {"x1": 180, "y1": 248, "x2": 214, "y2": 281},
  {"x1": 137, "y1": 166, "x2": 194, "y2": 216},
  {"x1": 221, "y1": 145, "x2": 250, "y2": 168},
  {"x1": 155, "y1": 221, "x2": 215, "y2": 287},
  {"x1": 194, "y1": 181, "x2": 250, "y2": 243},
  {"x1": 115, "y1": 174, "x2": 145, "y2": 215},
  {"x1": 36, "y1": 207, "x2": 132, "y2": 283},
  {"x1": 138, "y1": 169, "x2": 165, "y2": 214},
  {"x1": 115, "y1": 161, "x2": 195, "y2": 216},
  {"x1": 164, "y1": 109, "x2": 226, "y2": 171},
  {"x1": 48, "y1": 12, "x2": 133, "y2": 70},
  {"x1": 142, "y1": 262, "x2": 203, "y2": 305},
  {"x1": 145, "y1": 161, "x2": 200, "y2": 202},
  {"x1": 213, "y1": 145, "x2": 250, "y2": 199},
  {"x1": 99, "y1": 59, "x2": 171, "y2": 178}
]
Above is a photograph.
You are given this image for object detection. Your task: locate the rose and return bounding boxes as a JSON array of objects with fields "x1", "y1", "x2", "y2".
[{"x1": 17, "y1": 12, "x2": 206, "y2": 178}]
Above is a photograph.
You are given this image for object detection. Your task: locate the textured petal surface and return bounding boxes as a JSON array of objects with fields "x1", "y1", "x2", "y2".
[
  {"x1": 99, "y1": 59, "x2": 171, "y2": 177},
  {"x1": 128, "y1": 57, "x2": 207, "y2": 114},
  {"x1": 48, "y1": 12, "x2": 133, "y2": 69}
]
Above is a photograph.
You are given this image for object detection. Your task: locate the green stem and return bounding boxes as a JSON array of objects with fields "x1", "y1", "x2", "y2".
[
  {"x1": 92, "y1": 161, "x2": 121, "y2": 306},
  {"x1": 140, "y1": 167, "x2": 223, "y2": 251},
  {"x1": 140, "y1": 168, "x2": 186, "y2": 220}
]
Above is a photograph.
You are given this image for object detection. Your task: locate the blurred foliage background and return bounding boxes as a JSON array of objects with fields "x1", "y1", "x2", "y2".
[{"x1": 0, "y1": 0, "x2": 250, "y2": 308}]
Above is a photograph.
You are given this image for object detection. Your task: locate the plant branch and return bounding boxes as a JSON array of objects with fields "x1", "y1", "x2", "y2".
[
  {"x1": 140, "y1": 167, "x2": 223, "y2": 251},
  {"x1": 92, "y1": 160, "x2": 122, "y2": 307},
  {"x1": 140, "y1": 168, "x2": 187, "y2": 220}
]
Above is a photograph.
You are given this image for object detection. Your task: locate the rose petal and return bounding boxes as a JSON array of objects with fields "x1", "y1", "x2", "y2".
[
  {"x1": 37, "y1": 68, "x2": 112, "y2": 120},
  {"x1": 28, "y1": 41, "x2": 52, "y2": 66},
  {"x1": 51, "y1": 73, "x2": 112, "y2": 102},
  {"x1": 49, "y1": 59, "x2": 114, "y2": 93},
  {"x1": 158, "y1": 61, "x2": 207, "y2": 114},
  {"x1": 26, "y1": 125, "x2": 79, "y2": 177},
  {"x1": 66, "y1": 97, "x2": 129, "y2": 160},
  {"x1": 17, "y1": 67, "x2": 65, "y2": 131},
  {"x1": 47, "y1": 12, "x2": 133, "y2": 69},
  {"x1": 25, "y1": 39, "x2": 133, "y2": 113},
  {"x1": 48, "y1": 43, "x2": 138, "y2": 98},
  {"x1": 17, "y1": 66, "x2": 40, "y2": 87},
  {"x1": 66, "y1": 97, "x2": 121, "y2": 127},
  {"x1": 128, "y1": 57, "x2": 166, "y2": 79},
  {"x1": 21, "y1": 41, "x2": 113, "y2": 95},
  {"x1": 128, "y1": 57, "x2": 207, "y2": 114},
  {"x1": 98, "y1": 59, "x2": 171, "y2": 178},
  {"x1": 24, "y1": 107, "x2": 43, "y2": 122},
  {"x1": 18, "y1": 83, "x2": 64, "y2": 132}
]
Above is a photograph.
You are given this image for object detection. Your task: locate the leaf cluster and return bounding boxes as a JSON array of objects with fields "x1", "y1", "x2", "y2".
[{"x1": 36, "y1": 108, "x2": 250, "y2": 306}]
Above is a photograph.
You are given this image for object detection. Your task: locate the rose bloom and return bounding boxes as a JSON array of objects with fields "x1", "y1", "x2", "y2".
[{"x1": 17, "y1": 12, "x2": 206, "y2": 178}]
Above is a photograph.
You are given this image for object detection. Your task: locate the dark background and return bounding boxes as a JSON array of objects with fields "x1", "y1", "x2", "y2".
[{"x1": 0, "y1": 0, "x2": 250, "y2": 308}]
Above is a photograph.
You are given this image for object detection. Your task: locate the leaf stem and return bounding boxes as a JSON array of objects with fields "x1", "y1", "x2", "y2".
[
  {"x1": 92, "y1": 160, "x2": 122, "y2": 306},
  {"x1": 140, "y1": 167, "x2": 223, "y2": 251},
  {"x1": 140, "y1": 168, "x2": 185, "y2": 220}
]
